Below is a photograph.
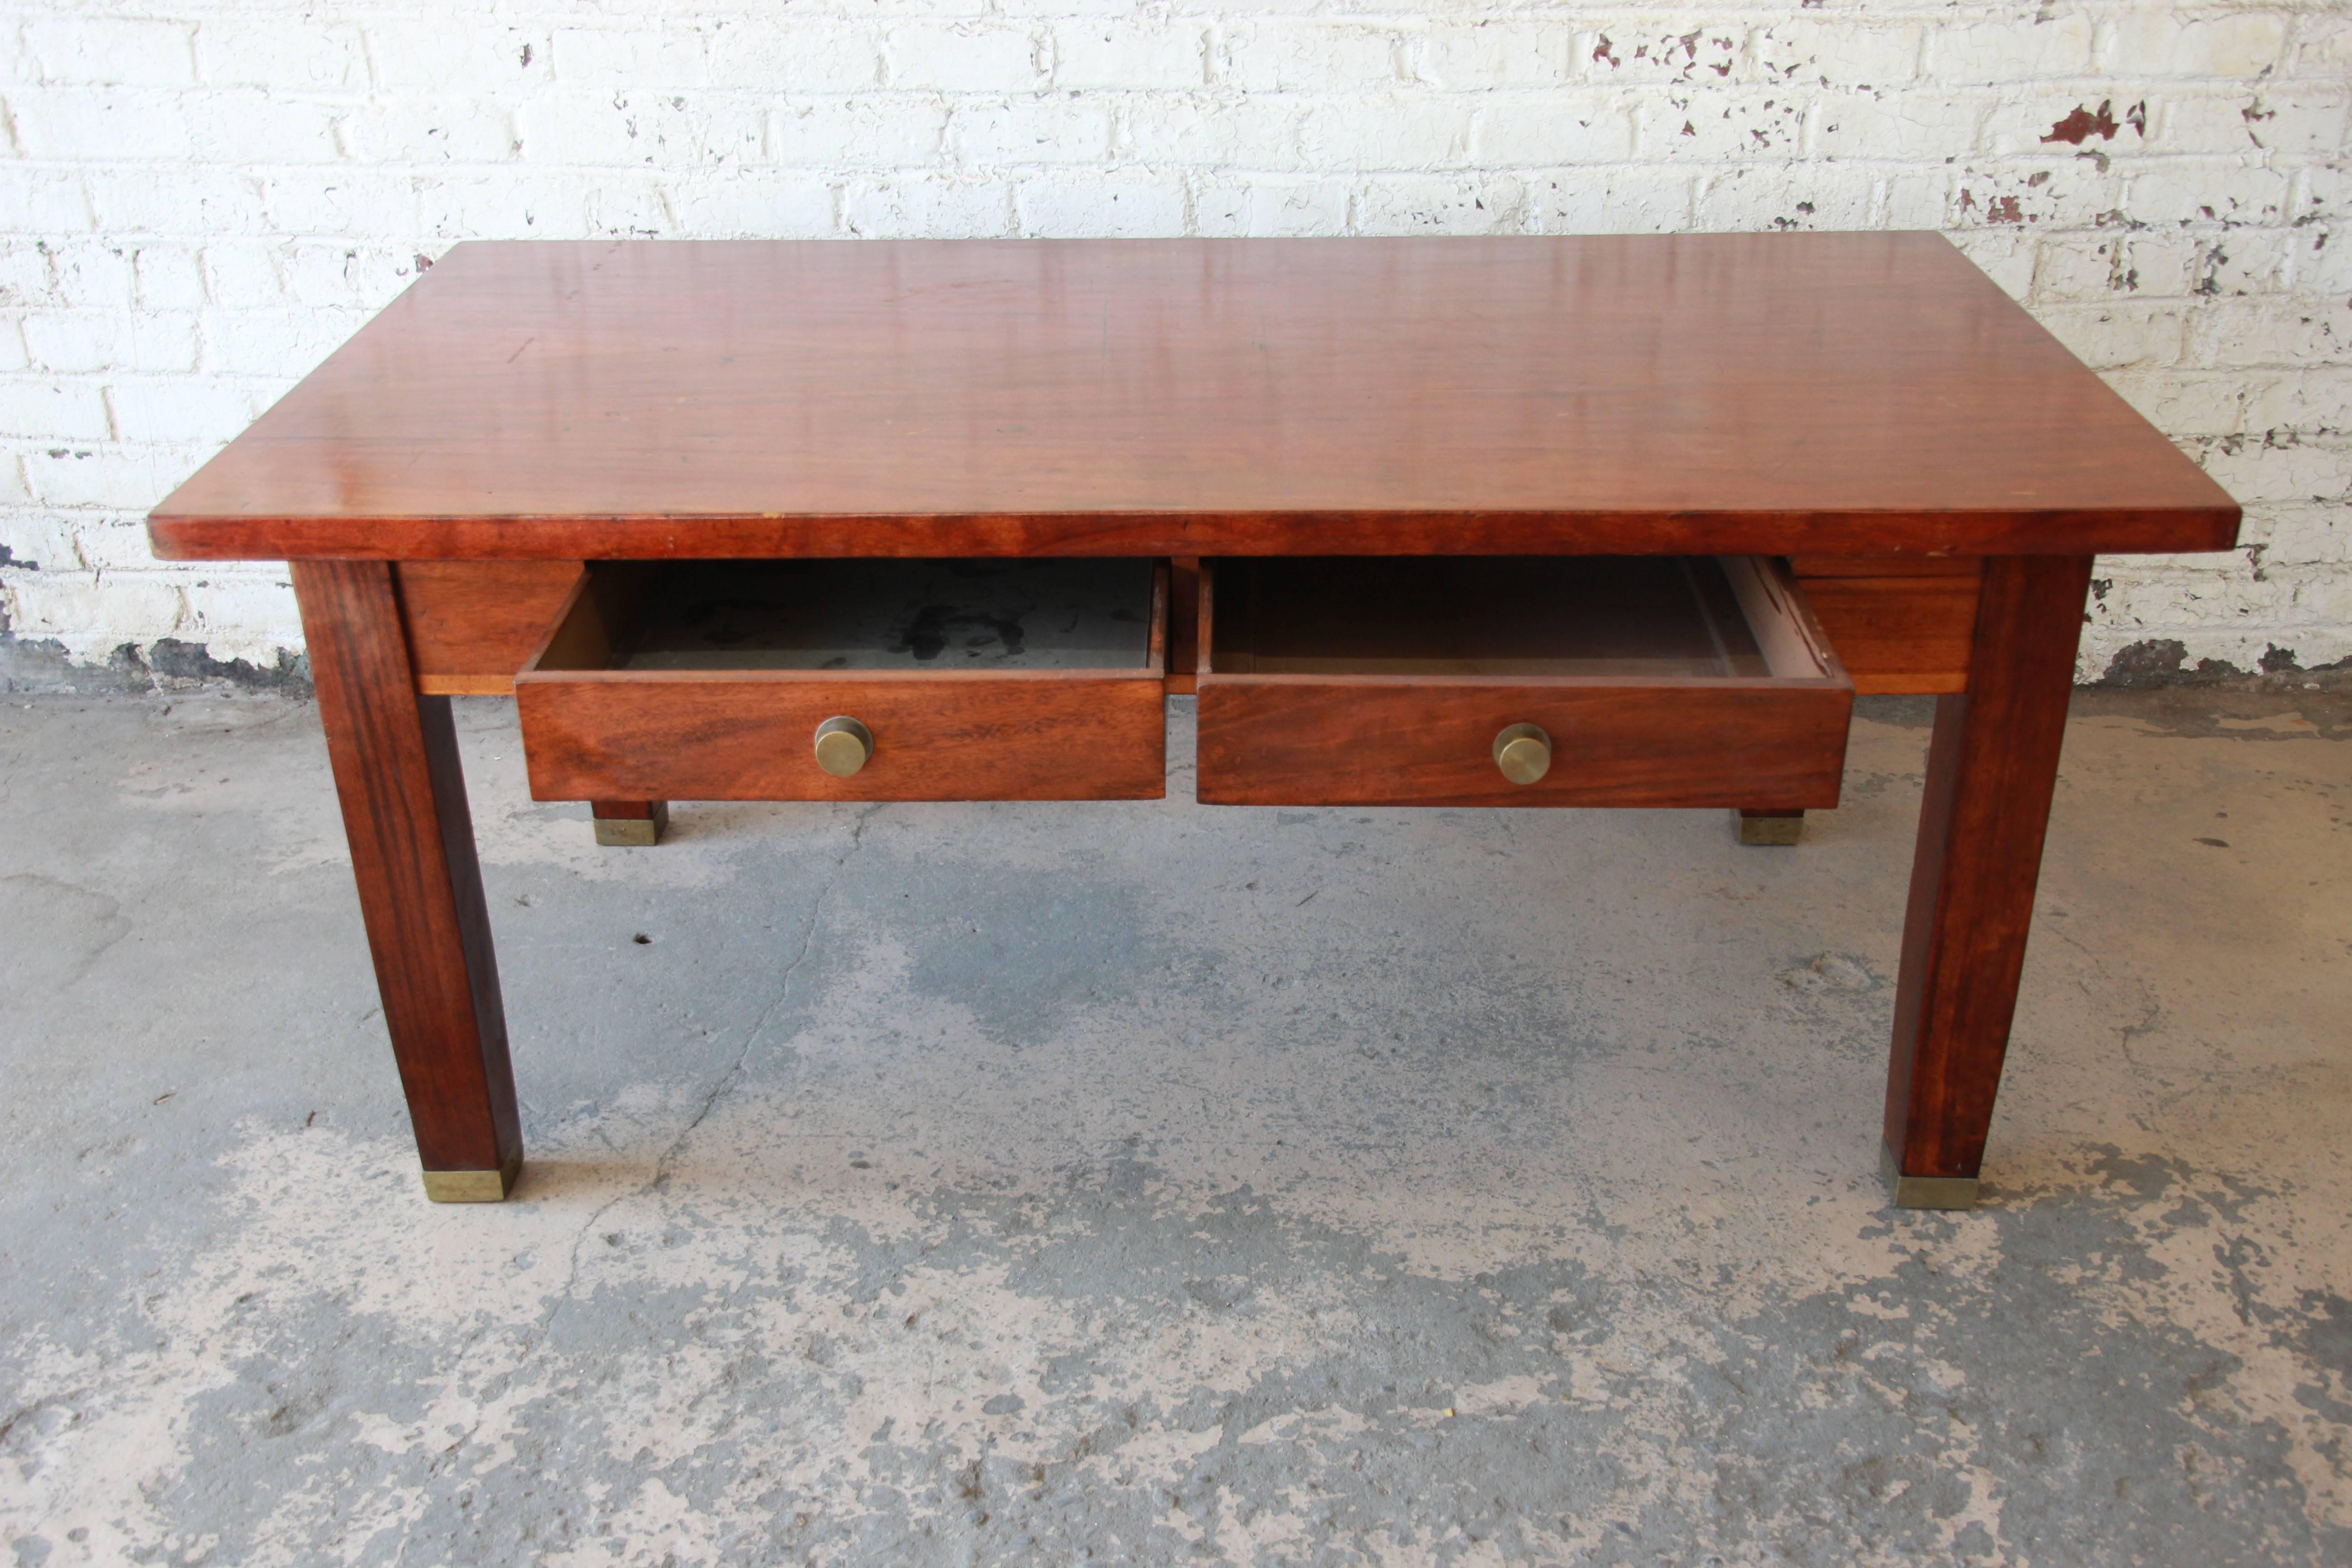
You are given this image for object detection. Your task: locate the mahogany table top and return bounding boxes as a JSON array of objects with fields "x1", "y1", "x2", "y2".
[{"x1": 148, "y1": 234, "x2": 2238, "y2": 563}]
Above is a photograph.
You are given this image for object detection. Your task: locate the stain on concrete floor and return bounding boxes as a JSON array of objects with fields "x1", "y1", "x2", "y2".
[{"x1": 1, "y1": 692, "x2": 2347, "y2": 1565}]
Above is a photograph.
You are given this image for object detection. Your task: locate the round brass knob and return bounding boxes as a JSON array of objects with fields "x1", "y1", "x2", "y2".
[
  {"x1": 813, "y1": 715, "x2": 874, "y2": 778},
  {"x1": 1493, "y1": 722, "x2": 1552, "y2": 785}
]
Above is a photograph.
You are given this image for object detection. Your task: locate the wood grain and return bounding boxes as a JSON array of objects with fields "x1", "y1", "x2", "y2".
[
  {"x1": 1196, "y1": 557, "x2": 1852, "y2": 808},
  {"x1": 514, "y1": 563, "x2": 1168, "y2": 802},
  {"x1": 293, "y1": 560, "x2": 522, "y2": 1185},
  {"x1": 1196, "y1": 678, "x2": 1853, "y2": 808},
  {"x1": 150, "y1": 236, "x2": 2238, "y2": 564},
  {"x1": 396, "y1": 559, "x2": 585, "y2": 695},
  {"x1": 1792, "y1": 559, "x2": 1982, "y2": 696},
  {"x1": 1883, "y1": 554, "x2": 2093, "y2": 1181}
]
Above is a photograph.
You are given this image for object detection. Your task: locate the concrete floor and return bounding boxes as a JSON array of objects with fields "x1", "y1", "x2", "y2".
[{"x1": 0, "y1": 688, "x2": 2347, "y2": 1566}]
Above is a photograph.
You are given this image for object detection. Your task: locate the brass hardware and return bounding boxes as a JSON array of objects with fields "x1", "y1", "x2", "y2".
[
  {"x1": 421, "y1": 1158, "x2": 521, "y2": 1203},
  {"x1": 1735, "y1": 809, "x2": 1804, "y2": 847},
  {"x1": 593, "y1": 801, "x2": 669, "y2": 847},
  {"x1": 1881, "y1": 1143, "x2": 1979, "y2": 1211},
  {"x1": 813, "y1": 715, "x2": 875, "y2": 777},
  {"x1": 1492, "y1": 723, "x2": 1552, "y2": 785}
]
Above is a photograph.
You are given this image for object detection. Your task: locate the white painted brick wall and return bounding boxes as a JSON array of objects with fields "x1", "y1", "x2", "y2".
[{"x1": 0, "y1": 0, "x2": 2345, "y2": 685}]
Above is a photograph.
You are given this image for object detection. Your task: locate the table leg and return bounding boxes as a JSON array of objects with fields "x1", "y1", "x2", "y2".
[
  {"x1": 1882, "y1": 554, "x2": 2092, "y2": 1209},
  {"x1": 293, "y1": 561, "x2": 523, "y2": 1202}
]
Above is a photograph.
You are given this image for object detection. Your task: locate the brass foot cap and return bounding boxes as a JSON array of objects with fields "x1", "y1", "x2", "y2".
[
  {"x1": 421, "y1": 1158, "x2": 522, "y2": 1203},
  {"x1": 1882, "y1": 1142, "x2": 1979, "y2": 1210},
  {"x1": 593, "y1": 801, "x2": 668, "y2": 847},
  {"x1": 1735, "y1": 810, "x2": 1805, "y2": 847}
]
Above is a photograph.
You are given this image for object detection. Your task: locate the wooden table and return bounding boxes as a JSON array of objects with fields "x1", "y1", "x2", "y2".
[{"x1": 148, "y1": 235, "x2": 2238, "y2": 1208}]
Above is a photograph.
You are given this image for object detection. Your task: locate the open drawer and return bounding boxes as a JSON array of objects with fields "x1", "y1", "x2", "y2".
[
  {"x1": 1197, "y1": 556, "x2": 1852, "y2": 808},
  {"x1": 516, "y1": 559, "x2": 1167, "y2": 802}
]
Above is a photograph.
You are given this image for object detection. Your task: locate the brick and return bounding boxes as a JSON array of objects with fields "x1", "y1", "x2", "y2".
[
  {"x1": 0, "y1": 506, "x2": 81, "y2": 569},
  {"x1": 1219, "y1": 23, "x2": 1400, "y2": 93},
  {"x1": 29, "y1": 243, "x2": 133, "y2": 312},
  {"x1": 180, "y1": 575, "x2": 304, "y2": 653},
  {"x1": 1633, "y1": 92, "x2": 1807, "y2": 162},
  {"x1": 1014, "y1": 172, "x2": 1188, "y2": 238},
  {"x1": 1352, "y1": 173, "x2": 1530, "y2": 236},
  {"x1": 262, "y1": 170, "x2": 422, "y2": 239},
  {"x1": 7, "y1": 572, "x2": 186, "y2": 646},
  {"x1": 1924, "y1": 16, "x2": 2097, "y2": 83},
  {"x1": 2126, "y1": 163, "x2": 2291, "y2": 227},
  {"x1": 1812, "y1": 88, "x2": 1994, "y2": 161},
  {"x1": 1190, "y1": 176, "x2": 1349, "y2": 237},
  {"x1": 2034, "y1": 235, "x2": 2195, "y2": 301},
  {"x1": 950, "y1": 97, "x2": 1115, "y2": 167},
  {"x1": 519, "y1": 92, "x2": 762, "y2": 169},
  {"x1": 552, "y1": 27, "x2": 709, "y2": 90},
  {"x1": 2102, "y1": 13, "x2": 2288, "y2": 79},
  {"x1": 1476, "y1": 92, "x2": 1636, "y2": 165},
  {"x1": 2104, "y1": 368, "x2": 2249, "y2": 437},
  {"x1": 772, "y1": 97, "x2": 947, "y2": 170},
  {"x1": 1051, "y1": 21, "x2": 1209, "y2": 91},
  {"x1": 2246, "y1": 369, "x2": 2352, "y2": 433},
  {"x1": 2254, "y1": 505, "x2": 2351, "y2": 564},
  {"x1": 1580, "y1": 25, "x2": 1745, "y2": 88},
  {"x1": 1122, "y1": 95, "x2": 1306, "y2": 171},
  {"x1": 75, "y1": 505, "x2": 204, "y2": 570},
  {"x1": 279, "y1": 245, "x2": 419, "y2": 310},
  {"x1": 0, "y1": 168, "x2": 92, "y2": 234},
  {"x1": 1298, "y1": 96, "x2": 1474, "y2": 170},
  {"x1": 1413, "y1": 21, "x2": 1578, "y2": 90},
  {"x1": 2200, "y1": 435, "x2": 2352, "y2": 506},
  {"x1": 341, "y1": 99, "x2": 519, "y2": 165},
  {"x1": 2146, "y1": 89, "x2": 2349, "y2": 157},
  {"x1": 413, "y1": 173, "x2": 586, "y2": 240},
  {"x1": 1528, "y1": 167, "x2": 1692, "y2": 233},
  {"x1": 702, "y1": 23, "x2": 879, "y2": 94},
  {"x1": 10, "y1": 88, "x2": 194, "y2": 162},
  {"x1": 185, "y1": 91, "x2": 346, "y2": 166},
  {"x1": 2186, "y1": 299, "x2": 2350, "y2": 369},
  {"x1": 1693, "y1": 165, "x2": 1877, "y2": 231},
  {"x1": 2192, "y1": 230, "x2": 2301, "y2": 297},
  {"x1": 2036, "y1": 301, "x2": 2188, "y2": 371},
  {"x1": 131, "y1": 246, "x2": 207, "y2": 311},
  {"x1": 1750, "y1": 20, "x2": 1922, "y2": 88},
  {"x1": 883, "y1": 25, "x2": 1042, "y2": 93},
  {"x1": 194, "y1": 21, "x2": 365, "y2": 90},
  {"x1": 843, "y1": 176, "x2": 1014, "y2": 239},
  {"x1": 0, "y1": 379, "x2": 109, "y2": 441},
  {"x1": 84, "y1": 167, "x2": 265, "y2": 236},
  {"x1": 25, "y1": 310, "x2": 195, "y2": 376},
  {"x1": 665, "y1": 172, "x2": 838, "y2": 238},
  {"x1": 1948, "y1": 157, "x2": 2126, "y2": 231},
  {"x1": 23, "y1": 19, "x2": 196, "y2": 88},
  {"x1": 364, "y1": 25, "x2": 548, "y2": 93},
  {"x1": 2284, "y1": 17, "x2": 2352, "y2": 80},
  {"x1": 105, "y1": 377, "x2": 267, "y2": 444},
  {"x1": 0, "y1": 328, "x2": 24, "y2": 376}
]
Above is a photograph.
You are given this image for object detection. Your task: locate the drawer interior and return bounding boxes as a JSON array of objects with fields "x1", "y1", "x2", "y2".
[
  {"x1": 536, "y1": 558, "x2": 1161, "y2": 674},
  {"x1": 1205, "y1": 556, "x2": 1834, "y2": 680}
]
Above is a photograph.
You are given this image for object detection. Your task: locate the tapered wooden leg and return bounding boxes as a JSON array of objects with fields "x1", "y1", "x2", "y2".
[
  {"x1": 1882, "y1": 555, "x2": 2092, "y2": 1209},
  {"x1": 591, "y1": 798, "x2": 668, "y2": 847},
  {"x1": 294, "y1": 560, "x2": 522, "y2": 1202}
]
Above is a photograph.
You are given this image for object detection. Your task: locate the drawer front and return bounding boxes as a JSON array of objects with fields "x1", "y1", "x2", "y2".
[
  {"x1": 1196, "y1": 556, "x2": 1852, "y2": 808},
  {"x1": 516, "y1": 559, "x2": 1167, "y2": 802},
  {"x1": 518, "y1": 674, "x2": 1166, "y2": 802},
  {"x1": 1197, "y1": 679, "x2": 1849, "y2": 808}
]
